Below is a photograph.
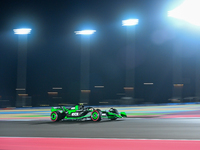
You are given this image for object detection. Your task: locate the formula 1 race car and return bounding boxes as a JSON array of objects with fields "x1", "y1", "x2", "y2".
[{"x1": 50, "y1": 104, "x2": 127, "y2": 122}]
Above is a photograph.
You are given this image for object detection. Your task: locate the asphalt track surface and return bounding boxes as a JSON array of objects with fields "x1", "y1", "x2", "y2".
[{"x1": 1, "y1": 118, "x2": 200, "y2": 140}]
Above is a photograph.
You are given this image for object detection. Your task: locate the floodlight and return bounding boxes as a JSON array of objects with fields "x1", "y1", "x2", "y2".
[
  {"x1": 144, "y1": 83, "x2": 154, "y2": 85},
  {"x1": 13, "y1": 28, "x2": 32, "y2": 34},
  {"x1": 122, "y1": 19, "x2": 139, "y2": 26},
  {"x1": 168, "y1": 0, "x2": 200, "y2": 26},
  {"x1": 74, "y1": 30, "x2": 96, "y2": 35}
]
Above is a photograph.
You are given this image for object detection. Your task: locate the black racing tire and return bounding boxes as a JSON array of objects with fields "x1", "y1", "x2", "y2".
[
  {"x1": 91, "y1": 109, "x2": 101, "y2": 121},
  {"x1": 50, "y1": 111, "x2": 65, "y2": 122},
  {"x1": 96, "y1": 109, "x2": 102, "y2": 113}
]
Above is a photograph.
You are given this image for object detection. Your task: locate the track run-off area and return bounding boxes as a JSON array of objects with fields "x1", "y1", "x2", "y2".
[{"x1": 0, "y1": 104, "x2": 200, "y2": 149}]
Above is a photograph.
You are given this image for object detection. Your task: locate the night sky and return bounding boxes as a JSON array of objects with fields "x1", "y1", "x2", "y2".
[{"x1": 0, "y1": 0, "x2": 198, "y2": 106}]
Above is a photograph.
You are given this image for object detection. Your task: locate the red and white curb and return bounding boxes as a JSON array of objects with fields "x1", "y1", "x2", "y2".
[{"x1": 0, "y1": 137, "x2": 200, "y2": 150}]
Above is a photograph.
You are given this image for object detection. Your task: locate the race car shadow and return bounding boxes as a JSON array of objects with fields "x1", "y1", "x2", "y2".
[{"x1": 31, "y1": 119, "x2": 124, "y2": 125}]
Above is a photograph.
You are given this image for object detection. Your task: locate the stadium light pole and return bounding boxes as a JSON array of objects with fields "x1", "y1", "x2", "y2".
[
  {"x1": 168, "y1": 0, "x2": 200, "y2": 101},
  {"x1": 74, "y1": 30, "x2": 96, "y2": 105},
  {"x1": 13, "y1": 28, "x2": 31, "y2": 107},
  {"x1": 122, "y1": 19, "x2": 138, "y2": 102}
]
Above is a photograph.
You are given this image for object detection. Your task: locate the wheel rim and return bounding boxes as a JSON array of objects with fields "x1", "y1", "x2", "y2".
[
  {"x1": 92, "y1": 112, "x2": 98, "y2": 120},
  {"x1": 91, "y1": 110, "x2": 99, "y2": 121},
  {"x1": 51, "y1": 112, "x2": 57, "y2": 121}
]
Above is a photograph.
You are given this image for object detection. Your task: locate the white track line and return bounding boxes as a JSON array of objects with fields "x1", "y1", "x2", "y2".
[{"x1": 0, "y1": 136, "x2": 200, "y2": 141}]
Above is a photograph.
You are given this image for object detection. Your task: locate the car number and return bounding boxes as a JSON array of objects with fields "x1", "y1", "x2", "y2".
[{"x1": 71, "y1": 113, "x2": 79, "y2": 116}]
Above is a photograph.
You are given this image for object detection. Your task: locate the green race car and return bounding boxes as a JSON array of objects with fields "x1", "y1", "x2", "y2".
[{"x1": 50, "y1": 104, "x2": 127, "y2": 122}]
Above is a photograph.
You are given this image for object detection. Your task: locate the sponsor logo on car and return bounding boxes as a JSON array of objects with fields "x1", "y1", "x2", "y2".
[
  {"x1": 102, "y1": 113, "x2": 107, "y2": 116},
  {"x1": 71, "y1": 113, "x2": 79, "y2": 116}
]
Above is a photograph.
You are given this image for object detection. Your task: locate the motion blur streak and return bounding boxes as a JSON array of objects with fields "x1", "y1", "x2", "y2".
[
  {"x1": 0, "y1": 137, "x2": 200, "y2": 150},
  {"x1": 122, "y1": 19, "x2": 139, "y2": 26},
  {"x1": 74, "y1": 30, "x2": 96, "y2": 35},
  {"x1": 13, "y1": 28, "x2": 32, "y2": 34}
]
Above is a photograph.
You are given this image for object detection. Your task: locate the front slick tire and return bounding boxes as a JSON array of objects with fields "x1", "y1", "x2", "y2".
[
  {"x1": 50, "y1": 111, "x2": 63, "y2": 122},
  {"x1": 91, "y1": 110, "x2": 101, "y2": 121}
]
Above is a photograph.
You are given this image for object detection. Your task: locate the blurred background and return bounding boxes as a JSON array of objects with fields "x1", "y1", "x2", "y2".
[{"x1": 0, "y1": 0, "x2": 200, "y2": 108}]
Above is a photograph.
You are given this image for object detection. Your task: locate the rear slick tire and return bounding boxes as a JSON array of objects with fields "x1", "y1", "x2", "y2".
[{"x1": 50, "y1": 111, "x2": 63, "y2": 122}]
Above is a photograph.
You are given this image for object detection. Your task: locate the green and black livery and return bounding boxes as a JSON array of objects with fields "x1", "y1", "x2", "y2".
[{"x1": 50, "y1": 104, "x2": 127, "y2": 122}]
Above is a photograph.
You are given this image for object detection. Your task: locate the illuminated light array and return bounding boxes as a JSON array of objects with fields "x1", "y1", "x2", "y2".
[
  {"x1": 52, "y1": 87, "x2": 62, "y2": 90},
  {"x1": 168, "y1": 98, "x2": 181, "y2": 102},
  {"x1": 94, "y1": 86, "x2": 104, "y2": 88},
  {"x1": 173, "y1": 84, "x2": 184, "y2": 87},
  {"x1": 121, "y1": 97, "x2": 133, "y2": 100},
  {"x1": 16, "y1": 88, "x2": 26, "y2": 91},
  {"x1": 13, "y1": 28, "x2": 32, "y2": 34},
  {"x1": 47, "y1": 92, "x2": 58, "y2": 95},
  {"x1": 168, "y1": 0, "x2": 200, "y2": 26},
  {"x1": 144, "y1": 83, "x2": 154, "y2": 85},
  {"x1": 78, "y1": 102, "x2": 88, "y2": 105},
  {"x1": 83, "y1": 103, "x2": 88, "y2": 104},
  {"x1": 6, "y1": 107, "x2": 16, "y2": 109},
  {"x1": 99, "y1": 102, "x2": 109, "y2": 103},
  {"x1": 81, "y1": 90, "x2": 91, "y2": 93},
  {"x1": 18, "y1": 94, "x2": 28, "y2": 96},
  {"x1": 40, "y1": 104, "x2": 49, "y2": 106},
  {"x1": 74, "y1": 30, "x2": 96, "y2": 35},
  {"x1": 122, "y1": 19, "x2": 139, "y2": 26},
  {"x1": 124, "y1": 87, "x2": 134, "y2": 90}
]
